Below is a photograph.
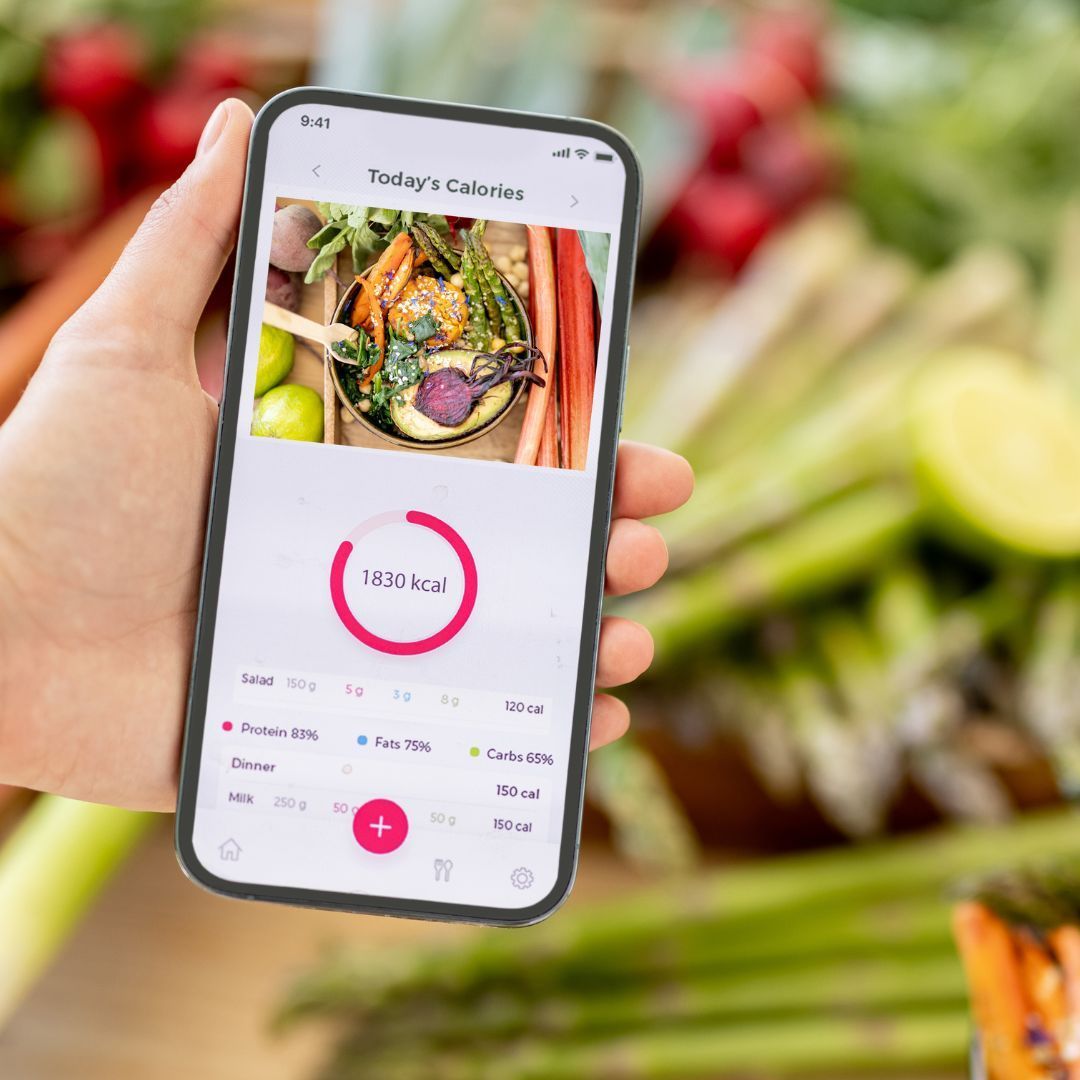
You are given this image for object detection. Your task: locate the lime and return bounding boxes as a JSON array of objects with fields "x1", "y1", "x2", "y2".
[
  {"x1": 909, "y1": 347, "x2": 1080, "y2": 558},
  {"x1": 251, "y1": 385, "x2": 324, "y2": 442},
  {"x1": 255, "y1": 323, "x2": 295, "y2": 397}
]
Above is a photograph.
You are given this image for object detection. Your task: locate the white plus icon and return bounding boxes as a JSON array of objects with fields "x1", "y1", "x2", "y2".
[{"x1": 369, "y1": 816, "x2": 392, "y2": 838}]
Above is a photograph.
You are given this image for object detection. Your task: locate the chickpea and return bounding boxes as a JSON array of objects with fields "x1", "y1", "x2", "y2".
[
  {"x1": 358, "y1": 399, "x2": 372, "y2": 413},
  {"x1": 495, "y1": 255, "x2": 513, "y2": 275},
  {"x1": 511, "y1": 261, "x2": 528, "y2": 280},
  {"x1": 450, "y1": 272, "x2": 464, "y2": 288},
  {"x1": 509, "y1": 243, "x2": 527, "y2": 262},
  {"x1": 340, "y1": 406, "x2": 355, "y2": 424}
]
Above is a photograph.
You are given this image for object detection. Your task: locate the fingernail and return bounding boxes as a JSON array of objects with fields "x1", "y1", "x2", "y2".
[{"x1": 196, "y1": 99, "x2": 231, "y2": 157}]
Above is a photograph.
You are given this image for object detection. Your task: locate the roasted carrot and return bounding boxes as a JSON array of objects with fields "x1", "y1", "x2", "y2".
[
  {"x1": 952, "y1": 901, "x2": 1043, "y2": 1080},
  {"x1": 537, "y1": 374, "x2": 560, "y2": 468},
  {"x1": 514, "y1": 225, "x2": 556, "y2": 466},
  {"x1": 357, "y1": 276, "x2": 385, "y2": 390},
  {"x1": 1050, "y1": 926, "x2": 1080, "y2": 1079},
  {"x1": 370, "y1": 231, "x2": 412, "y2": 298},
  {"x1": 555, "y1": 229, "x2": 596, "y2": 471},
  {"x1": 0, "y1": 187, "x2": 162, "y2": 423},
  {"x1": 1018, "y1": 931, "x2": 1068, "y2": 1070}
]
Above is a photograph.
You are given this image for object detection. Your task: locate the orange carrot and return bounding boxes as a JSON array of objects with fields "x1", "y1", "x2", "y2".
[
  {"x1": 1050, "y1": 926, "x2": 1080, "y2": 1079},
  {"x1": 514, "y1": 225, "x2": 556, "y2": 465},
  {"x1": 537, "y1": 374, "x2": 560, "y2": 467},
  {"x1": 555, "y1": 229, "x2": 596, "y2": 471},
  {"x1": 0, "y1": 187, "x2": 162, "y2": 423},
  {"x1": 369, "y1": 231, "x2": 412, "y2": 299},
  {"x1": 952, "y1": 901, "x2": 1043, "y2": 1080},
  {"x1": 357, "y1": 276, "x2": 385, "y2": 390},
  {"x1": 378, "y1": 245, "x2": 414, "y2": 308},
  {"x1": 1018, "y1": 932, "x2": 1068, "y2": 1071}
]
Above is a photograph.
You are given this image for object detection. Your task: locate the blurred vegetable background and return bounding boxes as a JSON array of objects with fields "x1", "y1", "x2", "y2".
[{"x1": 5, "y1": 0, "x2": 1080, "y2": 1077}]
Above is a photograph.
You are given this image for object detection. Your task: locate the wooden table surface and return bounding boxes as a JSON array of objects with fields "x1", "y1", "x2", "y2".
[{"x1": 0, "y1": 825, "x2": 640, "y2": 1080}]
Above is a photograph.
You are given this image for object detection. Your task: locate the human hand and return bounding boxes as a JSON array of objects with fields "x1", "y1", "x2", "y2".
[{"x1": 0, "y1": 98, "x2": 692, "y2": 811}]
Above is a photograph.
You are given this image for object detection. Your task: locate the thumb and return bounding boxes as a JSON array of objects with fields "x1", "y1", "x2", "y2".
[{"x1": 75, "y1": 97, "x2": 254, "y2": 350}]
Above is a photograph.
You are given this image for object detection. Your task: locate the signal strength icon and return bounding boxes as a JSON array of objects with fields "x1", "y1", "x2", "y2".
[
  {"x1": 574, "y1": 148, "x2": 589, "y2": 160},
  {"x1": 552, "y1": 147, "x2": 570, "y2": 158}
]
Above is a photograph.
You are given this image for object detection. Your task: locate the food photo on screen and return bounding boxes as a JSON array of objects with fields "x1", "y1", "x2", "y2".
[{"x1": 255, "y1": 198, "x2": 608, "y2": 469}]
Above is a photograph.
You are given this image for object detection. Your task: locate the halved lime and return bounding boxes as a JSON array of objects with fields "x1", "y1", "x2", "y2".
[
  {"x1": 255, "y1": 324, "x2": 295, "y2": 397},
  {"x1": 909, "y1": 347, "x2": 1080, "y2": 558},
  {"x1": 251, "y1": 384, "x2": 324, "y2": 442}
]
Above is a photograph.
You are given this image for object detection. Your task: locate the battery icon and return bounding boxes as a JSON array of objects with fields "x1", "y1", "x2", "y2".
[{"x1": 595, "y1": 152, "x2": 614, "y2": 162}]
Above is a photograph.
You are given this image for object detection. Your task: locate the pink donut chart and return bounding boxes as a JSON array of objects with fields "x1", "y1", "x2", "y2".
[{"x1": 329, "y1": 510, "x2": 477, "y2": 655}]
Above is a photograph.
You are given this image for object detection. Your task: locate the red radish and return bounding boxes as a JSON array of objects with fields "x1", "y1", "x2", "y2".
[
  {"x1": 658, "y1": 68, "x2": 761, "y2": 168},
  {"x1": 666, "y1": 172, "x2": 777, "y2": 274},
  {"x1": 43, "y1": 23, "x2": 147, "y2": 116},
  {"x1": 739, "y1": 121, "x2": 836, "y2": 214},
  {"x1": 746, "y1": 9, "x2": 828, "y2": 101},
  {"x1": 555, "y1": 230, "x2": 596, "y2": 471},
  {"x1": 174, "y1": 37, "x2": 249, "y2": 91},
  {"x1": 138, "y1": 87, "x2": 230, "y2": 179}
]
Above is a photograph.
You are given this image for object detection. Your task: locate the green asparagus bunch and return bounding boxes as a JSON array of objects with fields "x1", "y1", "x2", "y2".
[{"x1": 280, "y1": 811, "x2": 1080, "y2": 1079}]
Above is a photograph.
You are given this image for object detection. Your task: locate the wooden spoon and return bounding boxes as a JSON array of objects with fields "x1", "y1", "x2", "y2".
[{"x1": 262, "y1": 301, "x2": 360, "y2": 363}]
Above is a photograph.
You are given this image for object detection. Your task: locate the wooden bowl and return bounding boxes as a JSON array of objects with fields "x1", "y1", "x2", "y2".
[{"x1": 327, "y1": 254, "x2": 533, "y2": 451}]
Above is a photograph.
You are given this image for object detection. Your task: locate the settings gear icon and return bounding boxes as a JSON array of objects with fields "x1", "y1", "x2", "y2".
[{"x1": 509, "y1": 866, "x2": 535, "y2": 890}]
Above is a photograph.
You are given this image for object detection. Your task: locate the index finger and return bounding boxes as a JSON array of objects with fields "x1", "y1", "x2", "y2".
[{"x1": 612, "y1": 441, "x2": 694, "y2": 521}]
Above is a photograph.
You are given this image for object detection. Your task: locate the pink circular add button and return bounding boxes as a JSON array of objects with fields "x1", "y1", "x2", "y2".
[{"x1": 352, "y1": 798, "x2": 409, "y2": 854}]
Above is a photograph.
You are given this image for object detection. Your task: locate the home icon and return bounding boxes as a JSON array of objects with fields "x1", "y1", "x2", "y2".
[{"x1": 219, "y1": 838, "x2": 242, "y2": 862}]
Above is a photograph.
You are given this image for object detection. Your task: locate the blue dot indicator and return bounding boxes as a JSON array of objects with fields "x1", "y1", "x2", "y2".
[{"x1": 357, "y1": 735, "x2": 368, "y2": 746}]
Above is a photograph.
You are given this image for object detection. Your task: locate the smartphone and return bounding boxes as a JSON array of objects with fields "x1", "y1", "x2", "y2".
[{"x1": 175, "y1": 88, "x2": 641, "y2": 925}]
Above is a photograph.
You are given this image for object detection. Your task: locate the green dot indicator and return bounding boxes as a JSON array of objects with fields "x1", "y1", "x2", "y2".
[{"x1": 469, "y1": 746, "x2": 480, "y2": 758}]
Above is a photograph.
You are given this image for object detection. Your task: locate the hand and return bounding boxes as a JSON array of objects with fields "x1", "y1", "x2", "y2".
[{"x1": 0, "y1": 99, "x2": 693, "y2": 811}]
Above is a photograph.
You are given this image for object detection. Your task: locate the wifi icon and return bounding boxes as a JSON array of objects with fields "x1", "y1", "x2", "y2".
[{"x1": 574, "y1": 148, "x2": 589, "y2": 160}]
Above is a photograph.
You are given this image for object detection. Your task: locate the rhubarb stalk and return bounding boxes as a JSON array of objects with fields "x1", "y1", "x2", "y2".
[
  {"x1": 556, "y1": 229, "x2": 596, "y2": 471},
  {"x1": 515, "y1": 225, "x2": 557, "y2": 465}
]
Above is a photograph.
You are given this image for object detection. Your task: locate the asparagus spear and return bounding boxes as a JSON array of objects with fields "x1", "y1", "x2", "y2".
[
  {"x1": 1037, "y1": 199, "x2": 1080, "y2": 396},
  {"x1": 700, "y1": 665, "x2": 802, "y2": 804},
  {"x1": 814, "y1": 605, "x2": 903, "y2": 820},
  {"x1": 413, "y1": 220, "x2": 460, "y2": 272},
  {"x1": 465, "y1": 228, "x2": 502, "y2": 339},
  {"x1": 585, "y1": 733, "x2": 700, "y2": 874},
  {"x1": 409, "y1": 224, "x2": 455, "y2": 277},
  {"x1": 660, "y1": 244, "x2": 1034, "y2": 568},
  {"x1": 627, "y1": 204, "x2": 869, "y2": 451},
  {"x1": 1018, "y1": 570, "x2": 1080, "y2": 797},
  {"x1": 327, "y1": 1009, "x2": 971, "y2": 1079},
  {"x1": 680, "y1": 246, "x2": 918, "y2": 474},
  {"x1": 623, "y1": 483, "x2": 920, "y2": 668},
  {"x1": 281, "y1": 811, "x2": 1080, "y2": 1028},
  {"x1": 762, "y1": 620, "x2": 886, "y2": 839},
  {"x1": 458, "y1": 244, "x2": 491, "y2": 350},
  {"x1": 468, "y1": 222, "x2": 524, "y2": 343}
]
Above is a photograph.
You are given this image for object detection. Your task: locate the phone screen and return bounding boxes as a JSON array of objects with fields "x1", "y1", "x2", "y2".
[{"x1": 177, "y1": 91, "x2": 638, "y2": 922}]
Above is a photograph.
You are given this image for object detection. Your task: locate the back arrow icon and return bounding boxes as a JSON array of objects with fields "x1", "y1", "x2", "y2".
[
  {"x1": 312, "y1": 164, "x2": 322, "y2": 178},
  {"x1": 570, "y1": 194, "x2": 579, "y2": 207}
]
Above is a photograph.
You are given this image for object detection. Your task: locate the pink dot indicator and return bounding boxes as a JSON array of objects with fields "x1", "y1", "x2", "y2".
[{"x1": 222, "y1": 721, "x2": 233, "y2": 732}]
